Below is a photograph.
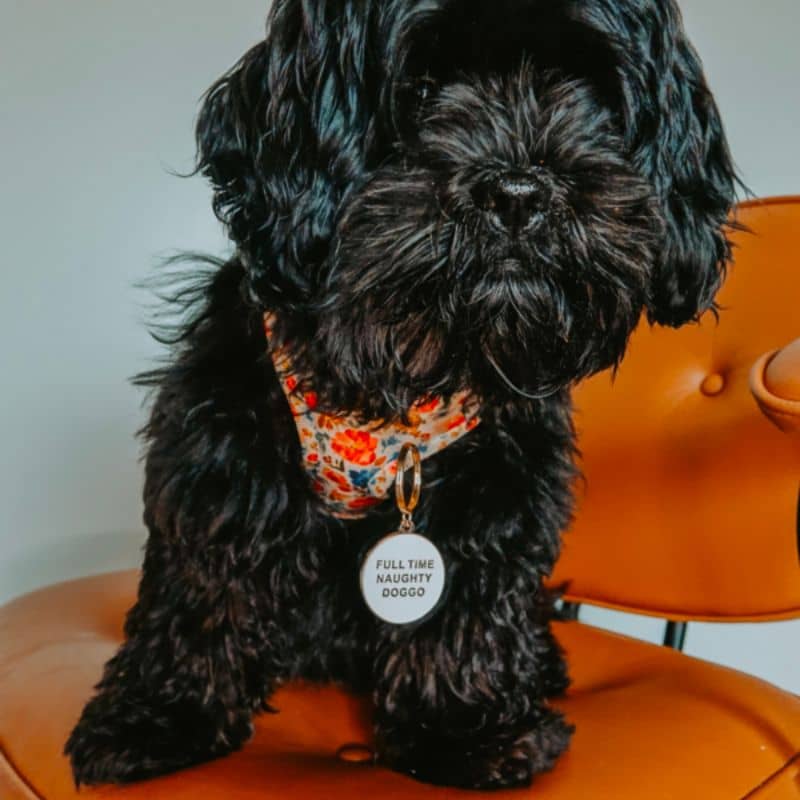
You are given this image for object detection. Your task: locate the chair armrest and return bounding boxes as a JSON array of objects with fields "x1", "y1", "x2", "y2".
[{"x1": 750, "y1": 338, "x2": 800, "y2": 433}]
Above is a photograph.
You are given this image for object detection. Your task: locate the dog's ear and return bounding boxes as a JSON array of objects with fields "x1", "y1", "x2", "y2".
[
  {"x1": 194, "y1": 1, "x2": 375, "y2": 308},
  {"x1": 615, "y1": 0, "x2": 738, "y2": 326}
]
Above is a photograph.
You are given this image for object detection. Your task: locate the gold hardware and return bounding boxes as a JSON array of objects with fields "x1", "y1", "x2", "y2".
[{"x1": 394, "y1": 443, "x2": 421, "y2": 530}]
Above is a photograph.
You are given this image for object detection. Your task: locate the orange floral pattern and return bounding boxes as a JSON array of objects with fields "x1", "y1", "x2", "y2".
[
  {"x1": 331, "y1": 429, "x2": 379, "y2": 466},
  {"x1": 264, "y1": 313, "x2": 481, "y2": 518}
]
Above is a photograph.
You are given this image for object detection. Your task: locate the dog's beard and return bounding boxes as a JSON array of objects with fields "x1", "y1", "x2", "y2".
[{"x1": 314, "y1": 68, "x2": 663, "y2": 412}]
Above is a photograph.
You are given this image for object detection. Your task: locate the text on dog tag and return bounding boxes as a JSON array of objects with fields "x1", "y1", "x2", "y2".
[{"x1": 359, "y1": 532, "x2": 445, "y2": 624}]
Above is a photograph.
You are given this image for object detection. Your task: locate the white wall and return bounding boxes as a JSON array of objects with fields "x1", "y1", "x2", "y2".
[{"x1": 1, "y1": 1, "x2": 798, "y2": 691}]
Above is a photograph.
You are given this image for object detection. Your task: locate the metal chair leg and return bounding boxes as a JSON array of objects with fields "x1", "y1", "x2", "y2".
[{"x1": 663, "y1": 621, "x2": 688, "y2": 651}]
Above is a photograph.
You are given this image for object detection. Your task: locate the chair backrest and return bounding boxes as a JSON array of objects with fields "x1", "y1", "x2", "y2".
[{"x1": 551, "y1": 197, "x2": 800, "y2": 622}]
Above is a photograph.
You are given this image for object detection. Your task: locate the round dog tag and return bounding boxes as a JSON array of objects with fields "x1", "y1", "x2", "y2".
[
  {"x1": 359, "y1": 443, "x2": 446, "y2": 624},
  {"x1": 360, "y1": 532, "x2": 445, "y2": 624}
]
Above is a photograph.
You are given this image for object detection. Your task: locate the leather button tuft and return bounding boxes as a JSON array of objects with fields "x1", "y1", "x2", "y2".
[
  {"x1": 336, "y1": 743, "x2": 374, "y2": 764},
  {"x1": 700, "y1": 373, "x2": 725, "y2": 396}
]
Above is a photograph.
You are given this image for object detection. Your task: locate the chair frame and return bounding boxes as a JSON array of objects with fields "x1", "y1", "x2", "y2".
[{"x1": 561, "y1": 602, "x2": 690, "y2": 651}]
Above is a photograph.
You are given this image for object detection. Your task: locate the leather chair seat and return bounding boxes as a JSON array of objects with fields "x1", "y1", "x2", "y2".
[{"x1": 1, "y1": 571, "x2": 798, "y2": 799}]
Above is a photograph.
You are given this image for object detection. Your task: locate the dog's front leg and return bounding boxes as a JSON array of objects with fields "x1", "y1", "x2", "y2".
[
  {"x1": 373, "y1": 406, "x2": 575, "y2": 789},
  {"x1": 64, "y1": 526, "x2": 283, "y2": 785},
  {"x1": 66, "y1": 364, "x2": 319, "y2": 783},
  {"x1": 373, "y1": 570, "x2": 573, "y2": 789},
  {"x1": 65, "y1": 482, "x2": 323, "y2": 786}
]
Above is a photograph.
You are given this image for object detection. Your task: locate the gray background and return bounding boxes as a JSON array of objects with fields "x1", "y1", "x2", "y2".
[{"x1": 1, "y1": 1, "x2": 798, "y2": 691}]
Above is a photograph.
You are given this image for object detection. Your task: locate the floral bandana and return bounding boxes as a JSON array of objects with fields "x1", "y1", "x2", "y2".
[{"x1": 264, "y1": 314, "x2": 481, "y2": 519}]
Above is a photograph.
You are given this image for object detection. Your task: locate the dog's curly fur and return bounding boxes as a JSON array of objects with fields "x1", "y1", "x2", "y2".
[{"x1": 66, "y1": 0, "x2": 737, "y2": 789}]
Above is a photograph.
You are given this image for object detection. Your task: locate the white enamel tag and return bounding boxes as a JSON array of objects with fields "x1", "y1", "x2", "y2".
[{"x1": 360, "y1": 531, "x2": 446, "y2": 624}]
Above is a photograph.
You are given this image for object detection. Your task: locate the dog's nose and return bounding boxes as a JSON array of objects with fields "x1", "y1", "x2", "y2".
[{"x1": 472, "y1": 173, "x2": 552, "y2": 234}]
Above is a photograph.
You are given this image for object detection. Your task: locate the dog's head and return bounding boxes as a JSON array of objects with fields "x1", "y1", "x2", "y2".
[{"x1": 196, "y1": 0, "x2": 737, "y2": 412}]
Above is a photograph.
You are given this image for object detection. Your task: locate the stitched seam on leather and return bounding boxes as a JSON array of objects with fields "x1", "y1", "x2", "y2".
[
  {"x1": 0, "y1": 745, "x2": 45, "y2": 800},
  {"x1": 738, "y1": 752, "x2": 800, "y2": 799},
  {"x1": 751, "y1": 351, "x2": 800, "y2": 416},
  {"x1": 756, "y1": 399, "x2": 800, "y2": 422}
]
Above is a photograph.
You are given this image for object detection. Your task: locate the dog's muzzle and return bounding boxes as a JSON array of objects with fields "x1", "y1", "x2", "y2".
[{"x1": 471, "y1": 169, "x2": 553, "y2": 236}]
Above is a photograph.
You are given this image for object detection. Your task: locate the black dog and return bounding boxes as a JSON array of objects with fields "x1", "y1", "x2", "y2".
[{"x1": 67, "y1": 0, "x2": 736, "y2": 789}]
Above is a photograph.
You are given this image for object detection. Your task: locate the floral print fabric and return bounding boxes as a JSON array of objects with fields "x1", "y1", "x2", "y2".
[{"x1": 264, "y1": 314, "x2": 481, "y2": 519}]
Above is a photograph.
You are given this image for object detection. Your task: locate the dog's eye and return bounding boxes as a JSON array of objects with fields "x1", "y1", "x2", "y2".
[
  {"x1": 395, "y1": 75, "x2": 440, "y2": 137},
  {"x1": 413, "y1": 76, "x2": 439, "y2": 104}
]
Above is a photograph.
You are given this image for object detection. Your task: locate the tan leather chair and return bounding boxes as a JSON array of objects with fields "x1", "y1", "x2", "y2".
[{"x1": 1, "y1": 197, "x2": 798, "y2": 799}]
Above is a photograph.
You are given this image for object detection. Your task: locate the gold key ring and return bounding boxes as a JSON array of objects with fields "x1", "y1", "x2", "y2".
[{"x1": 395, "y1": 443, "x2": 421, "y2": 530}]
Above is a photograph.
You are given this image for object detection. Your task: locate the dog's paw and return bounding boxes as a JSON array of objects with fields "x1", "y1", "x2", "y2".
[
  {"x1": 64, "y1": 695, "x2": 247, "y2": 786},
  {"x1": 381, "y1": 709, "x2": 573, "y2": 790},
  {"x1": 65, "y1": 715, "x2": 190, "y2": 786}
]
